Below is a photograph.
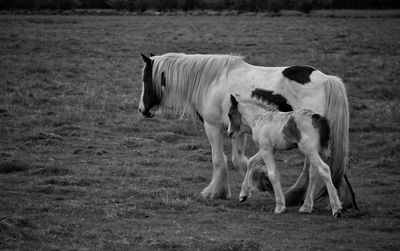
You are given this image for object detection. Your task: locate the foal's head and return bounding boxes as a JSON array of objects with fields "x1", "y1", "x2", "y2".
[{"x1": 227, "y1": 95, "x2": 243, "y2": 138}]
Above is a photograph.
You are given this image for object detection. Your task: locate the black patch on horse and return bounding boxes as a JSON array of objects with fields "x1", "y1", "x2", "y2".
[
  {"x1": 196, "y1": 111, "x2": 204, "y2": 123},
  {"x1": 282, "y1": 66, "x2": 315, "y2": 84},
  {"x1": 251, "y1": 89, "x2": 293, "y2": 112},
  {"x1": 141, "y1": 54, "x2": 162, "y2": 116},
  {"x1": 282, "y1": 116, "x2": 301, "y2": 143}
]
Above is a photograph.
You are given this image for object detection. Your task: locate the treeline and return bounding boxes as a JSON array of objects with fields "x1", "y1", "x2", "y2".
[{"x1": 1, "y1": 0, "x2": 399, "y2": 12}]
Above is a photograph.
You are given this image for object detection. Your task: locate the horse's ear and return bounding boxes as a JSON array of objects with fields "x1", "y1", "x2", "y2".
[
  {"x1": 161, "y1": 72, "x2": 166, "y2": 87},
  {"x1": 230, "y1": 95, "x2": 238, "y2": 107},
  {"x1": 140, "y1": 53, "x2": 152, "y2": 65},
  {"x1": 150, "y1": 53, "x2": 155, "y2": 57}
]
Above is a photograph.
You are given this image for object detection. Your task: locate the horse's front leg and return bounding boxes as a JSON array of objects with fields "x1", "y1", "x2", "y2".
[
  {"x1": 231, "y1": 133, "x2": 248, "y2": 177},
  {"x1": 259, "y1": 149, "x2": 286, "y2": 214},
  {"x1": 239, "y1": 151, "x2": 262, "y2": 202},
  {"x1": 201, "y1": 122, "x2": 231, "y2": 199}
]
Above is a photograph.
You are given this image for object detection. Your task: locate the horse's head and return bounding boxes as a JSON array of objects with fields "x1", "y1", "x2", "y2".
[
  {"x1": 227, "y1": 95, "x2": 243, "y2": 138},
  {"x1": 138, "y1": 53, "x2": 166, "y2": 118}
]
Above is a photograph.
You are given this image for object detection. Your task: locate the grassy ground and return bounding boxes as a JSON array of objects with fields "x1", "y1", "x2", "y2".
[{"x1": 0, "y1": 14, "x2": 399, "y2": 250}]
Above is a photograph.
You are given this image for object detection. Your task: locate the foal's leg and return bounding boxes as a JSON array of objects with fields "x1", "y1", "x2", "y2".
[
  {"x1": 259, "y1": 149, "x2": 286, "y2": 214},
  {"x1": 239, "y1": 151, "x2": 262, "y2": 202},
  {"x1": 201, "y1": 123, "x2": 230, "y2": 199},
  {"x1": 299, "y1": 159, "x2": 318, "y2": 214},
  {"x1": 309, "y1": 153, "x2": 342, "y2": 217},
  {"x1": 231, "y1": 133, "x2": 248, "y2": 177}
]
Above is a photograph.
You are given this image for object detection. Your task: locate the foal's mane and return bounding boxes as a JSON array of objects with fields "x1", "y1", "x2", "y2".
[
  {"x1": 152, "y1": 53, "x2": 244, "y2": 119},
  {"x1": 238, "y1": 98, "x2": 279, "y2": 113}
]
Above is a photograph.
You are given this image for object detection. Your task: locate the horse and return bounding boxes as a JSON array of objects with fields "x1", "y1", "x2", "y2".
[
  {"x1": 138, "y1": 52, "x2": 357, "y2": 210},
  {"x1": 227, "y1": 95, "x2": 342, "y2": 217}
]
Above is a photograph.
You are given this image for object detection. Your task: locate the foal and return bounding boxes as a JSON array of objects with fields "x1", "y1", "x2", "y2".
[{"x1": 227, "y1": 95, "x2": 342, "y2": 217}]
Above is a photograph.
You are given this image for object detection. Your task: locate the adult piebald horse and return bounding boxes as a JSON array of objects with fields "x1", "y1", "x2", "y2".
[{"x1": 138, "y1": 52, "x2": 357, "y2": 210}]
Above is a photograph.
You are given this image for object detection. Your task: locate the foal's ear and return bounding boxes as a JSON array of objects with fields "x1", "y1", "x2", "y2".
[
  {"x1": 140, "y1": 53, "x2": 152, "y2": 65},
  {"x1": 161, "y1": 72, "x2": 166, "y2": 87},
  {"x1": 149, "y1": 53, "x2": 155, "y2": 57},
  {"x1": 230, "y1": 95, "x2": 238, "y2": 107}
]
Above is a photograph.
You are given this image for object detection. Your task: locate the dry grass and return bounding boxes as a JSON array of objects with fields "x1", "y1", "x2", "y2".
[{"x1": 0, "y1": 14, "x2": 399, "y2": 250}]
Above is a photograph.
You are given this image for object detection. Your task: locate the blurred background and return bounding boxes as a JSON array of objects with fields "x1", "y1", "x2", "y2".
[
  {"x1": 1, "y1": 0, "x2": 399, "y2": 250},
  {"x1": 1, "y1": 0, "x2": 400, "y2": 13}
]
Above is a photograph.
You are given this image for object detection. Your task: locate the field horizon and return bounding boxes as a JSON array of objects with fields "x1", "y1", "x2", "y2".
[{"x1": 0, "y1": 14, "x2": 399, "y2": 250}]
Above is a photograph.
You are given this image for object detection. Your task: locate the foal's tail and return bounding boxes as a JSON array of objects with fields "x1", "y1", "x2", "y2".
[
  {"x1": 311, "y1": 114, "x2": 330, "y2": 157},
  {"x1": 315, "y1": 76, "x2": 358, "y2": 209}
]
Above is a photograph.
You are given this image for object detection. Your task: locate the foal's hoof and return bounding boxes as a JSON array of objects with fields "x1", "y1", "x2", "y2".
[
  {"x1": 239, "y1": 196, "x2": 248, "y2": 202},
  {"x1": 333, "y1": 208, "x2": 342, "y2": 218}
]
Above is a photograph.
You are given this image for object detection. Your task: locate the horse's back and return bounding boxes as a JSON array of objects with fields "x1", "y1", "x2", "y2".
[{"x1": 228, "y1": 64, "x2": 330, "y2": 115}]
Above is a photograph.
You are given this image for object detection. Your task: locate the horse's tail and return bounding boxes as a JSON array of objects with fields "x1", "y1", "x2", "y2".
[
  {"x1": 311, "y1": 114, "x2": 330, "y2": 156},
  {"x1": 315, "y1": 76, "x2": 358, "y2": 209}
]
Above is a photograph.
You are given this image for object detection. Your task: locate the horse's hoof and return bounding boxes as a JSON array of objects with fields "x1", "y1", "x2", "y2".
[
  {"x1": 299, "y1": 205, "x2": 313, "y2": 214},
  {"x1": 274, "y1": 206, "x2": 286, "y2": 214},
  {"x1": 239, "y1": 196, "x2": 248, "y2": 202},
  {"x1": 333, "y1": 208, "x2": 342, "y2": 218},
  {"x1": 201, "y1": 186, "x2": 231, "y2": 199},
  {"x1": 201, "y1": 188, "x2": 212, "y2": 199}
]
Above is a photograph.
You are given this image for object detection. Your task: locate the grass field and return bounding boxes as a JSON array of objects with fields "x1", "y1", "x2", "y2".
[{"x1": 0, "y1": 14, "x2": 399, "y2": 250}]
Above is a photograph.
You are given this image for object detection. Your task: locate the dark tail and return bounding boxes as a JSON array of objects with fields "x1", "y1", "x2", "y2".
[
  {"x1": 342, "y1": 174, "x2": 359, "y2": 210},
  {"x1": 311, "y1": 114, "x2": 330, "y2": 152},
  {"x1": 258, "y1": 171, "x2": 274, "y2": 195},
  {"x1": 251, "y1": 167, "x2": 274, "y2": 195}
]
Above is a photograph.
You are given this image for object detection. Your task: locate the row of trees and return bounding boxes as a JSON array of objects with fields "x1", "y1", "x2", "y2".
[{"x1": 0, "y1": 0, "x2": 399, "y2": 12}]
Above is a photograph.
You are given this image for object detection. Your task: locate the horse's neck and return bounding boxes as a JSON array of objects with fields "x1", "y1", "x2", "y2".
[{"x1": 239, "y1": 103, "x2": 269, "y2": 130}]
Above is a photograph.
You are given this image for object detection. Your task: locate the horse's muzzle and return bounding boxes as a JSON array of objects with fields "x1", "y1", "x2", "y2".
[
  {"x1": 139, "y1": 109, "x2": 154, "y2": 118},
  {"x1": 143, "y1": 111, "x2": 154, "y2": 118}
]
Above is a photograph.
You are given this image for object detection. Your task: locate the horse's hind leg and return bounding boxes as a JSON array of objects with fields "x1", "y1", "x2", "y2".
[
  {"x1": 201, "y1": 123, "x2": 231, "y2": 199},
  {"x1": 309, "y1": 153, "x2": 342, "y2": 217},
  {"x1": 231, "y1": 133, "x2": 248, "y2": 177}
]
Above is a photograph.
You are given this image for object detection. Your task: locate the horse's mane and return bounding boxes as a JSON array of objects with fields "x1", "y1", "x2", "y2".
[{"x1": 152, "y1": 53, "x2": 244, "y2": 119}]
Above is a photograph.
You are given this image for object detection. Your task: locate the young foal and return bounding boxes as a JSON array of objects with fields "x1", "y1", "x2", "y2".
[{"x1": 227, "y1": 95, "x2": 342, "y2": 217}]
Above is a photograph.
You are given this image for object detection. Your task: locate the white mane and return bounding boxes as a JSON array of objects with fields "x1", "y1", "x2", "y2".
[
  {"x1": 152, "y1": 53, "x2": 244, "y2": 119},
  {"x1": 234, "y1": 95, "x2": 279, "y2": 114},
  {"x1": 241, "y1": 99, "x2": 279, "y2": 112}
]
